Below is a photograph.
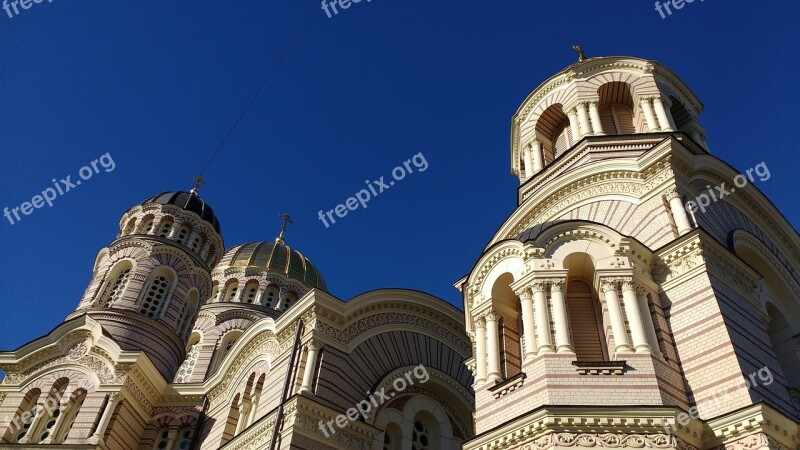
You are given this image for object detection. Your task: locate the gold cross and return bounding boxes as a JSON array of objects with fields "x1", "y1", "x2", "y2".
[
  {"x1": 278, "y1": 214, "x2": 293, "y2": 242},
  {"x1": 190, "y1": 176, "x2": 205, "y2": 194}
]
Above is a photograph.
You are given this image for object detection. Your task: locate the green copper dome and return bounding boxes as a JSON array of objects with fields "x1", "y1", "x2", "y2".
[{"x1": 217, "y1": 242, "x2": 327, "y2": 291}]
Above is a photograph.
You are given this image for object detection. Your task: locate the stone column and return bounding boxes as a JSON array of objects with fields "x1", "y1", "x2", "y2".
[
  {"x1": 621, "y1": 279, "x2": 650, "y2": 354},
  {"x1": 88, "y1": 392, "x2": 121, "y2": 445},
  {"x1": 518, "y1": 289, "x2": 538, "y2": 361},
  {"x1": 576, "y1": 102, "x2": 592, "y2": 137},
  {"x1": 164, "y1": 429, "x2": 178, "y2": 450},
  {"x1": 523, "y1": 144, "x2": 534, "y2": 180},
  {"x1": 41, "y1": 399, "x2": 70, "y2": 444},
  {"x1": 532, "y1": 140, "x2": 543, "y2": 173},
  {"x1": 640, "y1": 97, "x2": 660, "y2": 132},
  {"x1": 567, "y1": 108, "x2": 581, "y2": 141},
  {"x1": 247, "y1": 391, "x2": 261, "y2": 427},
  {"x1": 601, "y1": 280, "x2": 632, "y2": 355},
  {"x1": 474, "y1": 316, "x2": 487, "y2": 385},
  {"x1": 667, "y1": 187, "x2": 693, "y2": 235},
  {"x1": 637, "y1": 287, "x2": 662, "y2": 357},
  {"x1": 235, "y1": 402, "x2": 251, "y2": 434},
  {"x1": 533, "y1": 282, "x2": 554, "y2": 353},
  {"x1": 485, "y1": 312, "x2": 502, "y2": 382},
  {"x1": 653, "y1": 97, "x2": 675, "y2": 131},
  {"x1": 19, "y1": 398, "x2": 47, "y2": 443},
  {"x1": 550, "y1": 281, "x2": 573, "y2": 353},
  {"x1": 299, "y1": 342, "x2": 320, "y2": 395},
  {"x1": 588, "y1": 101, "x2": 604, "y2": 135}
]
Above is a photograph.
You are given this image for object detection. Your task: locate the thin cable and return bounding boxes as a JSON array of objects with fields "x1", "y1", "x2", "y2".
[{"x1": 198, "y1": 2, "x2": 318, "y2": 177}]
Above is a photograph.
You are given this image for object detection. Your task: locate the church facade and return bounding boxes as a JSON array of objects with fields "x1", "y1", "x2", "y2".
[{"x1": 0, "y1": 55, "x2": 798, "y2": 450}]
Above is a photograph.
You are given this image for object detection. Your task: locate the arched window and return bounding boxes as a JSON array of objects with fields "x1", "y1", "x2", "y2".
[
  {"x1": 209, "y1": 283, "x2": 220, "y2": 303},
  {"x1": 138, "y1": 216, "x2": 156, "y2": 235},
  {"x1": 153, "y1": 428, "x2": 171, "y2": 450},
  {"x1": 766, "y1": 303, "x2": 800, "y2": 390},
  {"x1": 139, "y1": 268, "x2": 176, "y2": 319},
  {"x1": 178, "y1": 291, "x2": 200, "y2": 338},
  {"x1": 262, "y1": 286, "x2": 279, "y2": 309},
  {"x1": 175, "y1": 225, "x2": 191, "y2": 245},
  {"x1": 223, "y1": 281, "x2": 239, "y2": 303},
  {"x1": 597, "y1": 82, "x2": 636, "y2": 135},
  {"x1": 175, "y1": 426, "x2": 193, "y2": 450},
  {"x1": 565, "y1": 279, "x2": 607, "y2": 360},
  {"x1": 535, "y1": 104, "x2": 572, "y2": 163},
  {"x1": 383, "y1": 422, "x2": 402, "y2": 450},
  {"x1": 189, "y1": 234, "x2": 202, "y2": 252},
  {"x1": 99, "y1": 261, "x2": 133, "y2": 308},
  {"x1": 175, "y1": 337, "x2": 201, "y2": 383},
  {"x1": 411, "y1": 412, "x2": 439, "y2": 450},
  {"x1": 490, "y1": 274, "x2": 522, "y2": 378},
  {"x1": 562, "y1": 253, "x2": 608, "y2": 361},
  {"x1": 122, "y1": 218, "x2": 137, "y2": 236},
  {"x1": 280, "y1": 292, "x2": 297, "y2": 312},
  {"x1": 33, "y1": 379, "x2": 68, "y2": 443},
  {"x1": 243, "y1": 282, "x2": 259, "y2": 304},
  {"x1": 50, "y1": 389, "x2": 86, "y2": 444},
  {"x1": 157, "y1": 218, "x2": 174, "y2": 238},
  {"x1": 3, "y1": 388, "x2": 41, "y2": 443},
  {"x1": 212, "y1": 330, "x2": 243, "y2": 373},
  {"x1": 221, "y1": 394, "x2": 241, "y2": 445}
]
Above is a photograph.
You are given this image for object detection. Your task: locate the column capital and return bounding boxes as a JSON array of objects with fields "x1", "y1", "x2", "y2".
[
  {"x1": 664, "y1": 186, "x2": 682, "y2": 200},
  {"x1": 531, "y1": 280, "x2": 547, "y2": 293},
  {"x1": 306, "y1": 341, "x2": 319, "y2": 352},
  {"x1": 548, "y1": 279, "x2": 566, "y2": 293},
  {"x1": 484, "y1": 311, "x2": 500, "y2": 322},
  {"x1": 473, "y1": 315, "x2": 486, "y2": 328},
  {"x1": 600, "y1": 279, "x2": 619, "y2": 293},
  {"x1": 620, "y1": 277, "x2": 636, "y2": 291},
  {"x1": 516, "y1": 288, "x2": 533, "y2": 301}
]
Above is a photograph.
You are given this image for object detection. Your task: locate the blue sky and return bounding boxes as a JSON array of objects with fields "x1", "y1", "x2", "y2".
[{"x1": 1, "y1": 0, "x2": 798, "y2": 350}]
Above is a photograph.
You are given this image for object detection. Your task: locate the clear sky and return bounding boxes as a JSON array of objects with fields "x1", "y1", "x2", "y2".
[{"x1": 1, "y1": 0, "x2": 798, "y2": 351}]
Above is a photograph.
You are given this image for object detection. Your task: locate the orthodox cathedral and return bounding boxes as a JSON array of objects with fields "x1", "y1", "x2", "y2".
[{"x1": 0, "y1": 54, "x2": 798, "y2": 450}]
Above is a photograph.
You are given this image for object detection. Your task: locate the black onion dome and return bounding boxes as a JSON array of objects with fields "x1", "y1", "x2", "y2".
[
  {"x1": 217, "y1": 242, "x2": 327, "y2": 291},
  {"x1": 141, "y1": 191, "x2": 221, "y2": 233}
]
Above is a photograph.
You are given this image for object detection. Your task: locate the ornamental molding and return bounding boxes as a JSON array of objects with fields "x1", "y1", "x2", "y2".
[
  {"x1": 509, "y1": 433, "x2": 688, "y2": 450},
  {"x1": 0, "y1": 392, "x2": 7, "y2": 405},
  {"x1": 315, "y1": 311, "x2": 471, "y2": 355},
  {"x1": 709, "y1": 433, "x2": 792, "y2": 450},
  {"x1": 510, "y1": 163, "x2": 676, "y2": 239},
  {"x1": 732, "y1": 231, "x2": 800, "y2": 300},
  {"x1": 467, "y1": 245, "x2": 525, "y2": 308},
  {"x1": 0, "y1": 330, "x2": 122, "y2": 386},
  {"x1": 691, "y1": 168, "x2": 800, "y2": 267},
  {"x1": 207, "y1": 330, "x2": 280, "y2": 409},
  {"x1": 652, "y1": 239, "x2": 704, "y2": 286}
]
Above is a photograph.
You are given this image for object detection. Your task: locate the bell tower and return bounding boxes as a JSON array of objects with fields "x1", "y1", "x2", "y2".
[
  {"x1": 67, "y1": 186, "x2": 224, "y2": 380},
  {"x1": 459, "y1": 53, "x2": 799, "y2": 450}
]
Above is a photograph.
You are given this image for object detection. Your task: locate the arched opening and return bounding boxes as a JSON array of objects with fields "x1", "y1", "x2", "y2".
[
  {"x1": 175, "y1": 333, "x2": 202, "y2": 383},
  {"x1": 138, "y1": 267, "x2": 177, "y2": 319},
  {"x1": 242, "y1": 281, "x2": 260, "y2": 304},
  {"x1": 262, "y1": 285, "x2": 280, "y2": 309},
  {"x1": 669, "y1": 96, "x2": 694, "y2": 132},
  {"x1": 212, "y1": 330, "x2": 243, "y2": 373},
  {"x1": 280, "y1": 291, "x2": 298, "y2": 312},
  {"x1": 178, "y1": 290, "x2": 200, "y2": 338},
  {"x1": 563, "y1": 253, "x2": 608, "y2": 361},
  {"x1": 50, "y1": 388, "x2": 86, "y2": 444},
  {"x1": 98, "y1": 260, "x2": 134, "y2": 308},
  {"x1": 491, "y1": 273, "x2": 522, "y2": 378},
  {"x1": 209, "y1": 282, "x2": 220, "y2": 303},
  {"x1": 383, "y1": 422, "x2": 402, "y2": 450},
  {"x1": 221, "y1": 394, "x2": 241, "y2": 445},
  {"x1": 222, "y1": 280, "x2": 239, "y2": 303},
  {"x1": 597, "y1": 82, "x2": 636, "y2": 135},
  {"x1": 122, "y1": 217, "x2": 137, "y2": 236},
  {"x1": 137, "y1": 215, "x2": 156, "y2": 235},
  {"x1": 411, "y1": 411, "x2": 440, "y2": 450},
  {"x1": 535, "y1": 104, "x2": 573, "y2": 162},
  {"x1": 156, "y1": 217, "x2": 174, "y2": 238},
  {"x1": 3, "y1": 388, "x2": 41, "y2": 442},
  {"x1": 175, "y1": 224, "x2": 191, "y2": 245},
  {"x1": 32, "y1": 378, "x2": 69, "y2": 443},
  {"x1": 736, "y1": 241, "x2": 800, "y2": 391}
]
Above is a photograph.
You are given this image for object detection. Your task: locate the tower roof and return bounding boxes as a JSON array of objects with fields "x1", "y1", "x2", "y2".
[
  {"x1": 141, "y1": 191, "x2": 221, "y2": 233},
  {"x1": 217, "y1": 242, "x2": 327, "y2": 291}
]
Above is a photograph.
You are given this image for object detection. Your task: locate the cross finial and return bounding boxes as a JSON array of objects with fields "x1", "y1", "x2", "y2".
[
  {"x1": 277, "y1": 214, "x2": 293, "y2": 245},
  {"x1": 190, "y1": 176, "x2": 205, "y2": 194},
  {"x1": 572, "y1": 45, "x2": 587, "y2": 61}
]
